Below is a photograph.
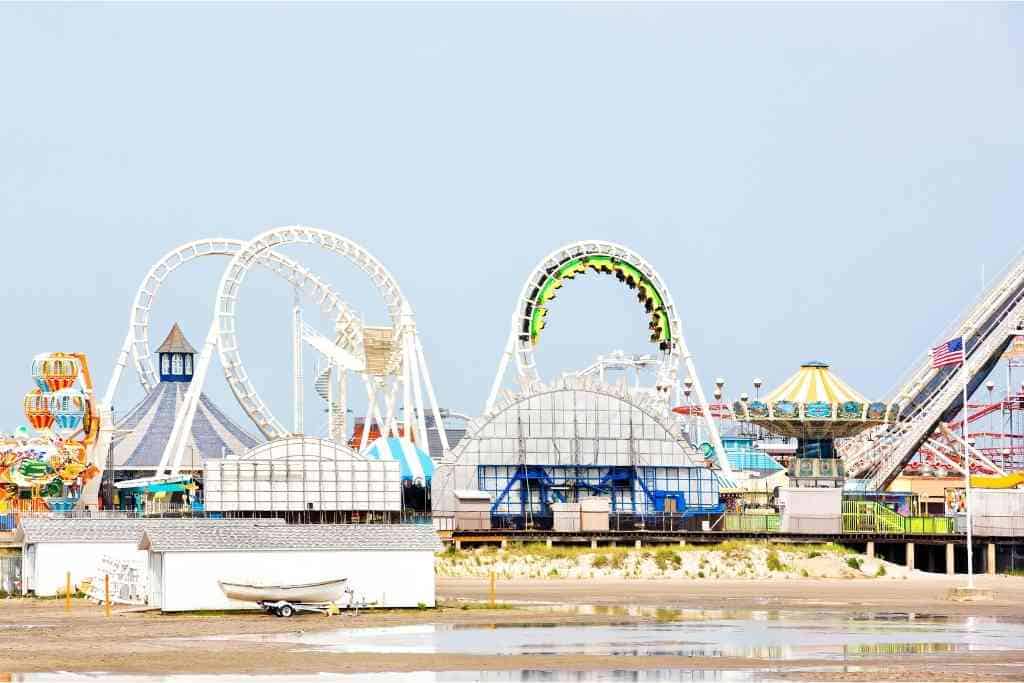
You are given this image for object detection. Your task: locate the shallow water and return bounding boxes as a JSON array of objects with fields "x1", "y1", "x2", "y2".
[
  {"x1": 7, "y1": 672, "x2": 814, "y2": 682},
  {"x1": 210, "y1": 610, "x2": 1024, "y2": 660}
]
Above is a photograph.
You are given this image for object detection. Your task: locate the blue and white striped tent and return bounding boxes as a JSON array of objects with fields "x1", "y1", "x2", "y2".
[{"x1": 364, "y1": 437, "x2": 433, "y2": 484}]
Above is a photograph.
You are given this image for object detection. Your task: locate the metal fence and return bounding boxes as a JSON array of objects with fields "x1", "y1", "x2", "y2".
[
  {"x1": 0, "y1": 555, "x2": 21, "y2": 596},
  {"x1": 723, "y1": 513, "x2": 780, "y2": 532},
  {"x1": 3, "y1": 508, "x2": 428, "y2": 525}
]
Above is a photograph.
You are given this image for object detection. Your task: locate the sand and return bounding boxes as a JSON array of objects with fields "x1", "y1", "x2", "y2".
[
  {"x1": 437, "y1": 542, "x2": 911, "y2": 580},
  {"x1": 0, "y1": 575, "x2": 1022, "y2": 679}
]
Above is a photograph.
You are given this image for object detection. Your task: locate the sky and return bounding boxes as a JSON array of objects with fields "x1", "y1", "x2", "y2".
[{"x1": 0, "y1": 3, "x2": 1021, "y2": 437}]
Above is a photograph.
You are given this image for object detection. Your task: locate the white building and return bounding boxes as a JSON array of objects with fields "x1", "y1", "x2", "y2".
[
  {"x1": 203, "y1": 437, "x2": 402, "y2": 520},
  {"x1": 141, "y1": 523, "x2": 441, "y2": 612},
  {"x1": 17, "y1": 519, "x2": 150, "y2": 597},
  {"x1": 15, "y1": 517, "x2": 285, "y2": 597}
]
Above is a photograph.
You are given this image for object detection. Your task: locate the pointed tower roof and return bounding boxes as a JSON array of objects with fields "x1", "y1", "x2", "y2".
[{"x1": 156, "y1": 323, "x2": 197, "y2": 354}]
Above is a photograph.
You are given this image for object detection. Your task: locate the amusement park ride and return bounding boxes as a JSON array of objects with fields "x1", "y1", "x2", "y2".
[
  {"x1": 3, "y1": 228, "x2": 453, "y2": 512},
  {"x1": 3, "y1": 232, "x2": 1024, "y2": 513},
  {"x1": 485, "y1": 240, "x2": 734, "y2": 478},
  {"x1": 1, "y1": 354, "x2": 100, "y2": 511}
]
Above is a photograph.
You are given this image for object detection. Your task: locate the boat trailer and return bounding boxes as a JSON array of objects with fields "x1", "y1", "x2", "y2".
[{"x1": 259, "y1": 600, "x2": 341, "y2": 617}]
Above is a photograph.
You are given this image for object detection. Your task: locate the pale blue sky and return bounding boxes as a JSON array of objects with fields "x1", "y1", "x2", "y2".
[{"x1": 0, "y1": 3, "x2": 1020, "y2": 435}]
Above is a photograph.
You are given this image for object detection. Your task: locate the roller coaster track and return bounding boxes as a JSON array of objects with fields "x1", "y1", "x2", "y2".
[{"x1": 844, "y1": 250, "x2": 1024, "y2": 490}]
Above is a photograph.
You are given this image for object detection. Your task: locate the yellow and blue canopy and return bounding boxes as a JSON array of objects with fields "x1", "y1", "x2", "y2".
[{"x1": 733, "y1": 362, "x2": 894, "y2": 439}]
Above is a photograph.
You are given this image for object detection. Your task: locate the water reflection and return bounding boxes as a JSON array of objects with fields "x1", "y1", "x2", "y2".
[
  {"x1": 206, "y1": 613, "x2": 1024, "y2": 660},
  {"x1": 5, "y1": 672, "x2": 782, "y2": 682}
]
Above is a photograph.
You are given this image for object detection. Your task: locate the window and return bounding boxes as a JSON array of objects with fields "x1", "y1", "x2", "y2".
[
  {"x1": 184, "y1": 354, "x2": 193, "y2": 375},
  {"x1": 172, "y1": 354, "x2": 183, "y2": 375},
  {"x1": 161, "y1": 354, "x2": 169, "y2": 375}
]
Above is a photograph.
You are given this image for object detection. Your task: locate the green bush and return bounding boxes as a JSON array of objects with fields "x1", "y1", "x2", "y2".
[
  {"x1": 846, "y1": 557, "x2": 863, "y2": 570},
  {"x1": 592, "y1": 555, "x2": 609, "y2": 569},
  {"x1": 654, "y1": 547, "x2": 682, "y2": 571},
  {"x1": 875, "y1": 564, "x2": 887, "y2": 577},
  {"x1": 766, "y1": 549, "x2": 786, "y2": 572},
  {"x1": 806, "y1": 551, "x2": 821, "y2": 559}
]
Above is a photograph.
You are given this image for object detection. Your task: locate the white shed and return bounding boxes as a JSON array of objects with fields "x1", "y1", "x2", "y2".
[
  {"x1": 16, "y1": 518, "x2": 151, "y2": 597},
  {"x1": 140, "y1": 523, "x2": 442, "y2": 612},
  {"x1": 15, "y1": 517, "x2": 286, "y2": 597}
]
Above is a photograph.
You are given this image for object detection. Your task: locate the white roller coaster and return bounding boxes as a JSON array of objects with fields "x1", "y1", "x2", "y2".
[
  {"x1": 486, "y1": 240, "x2": 732, "y2": 477},
  {"x1": 83, "y1": 228, "x2": 449, "y2": 506},
  {"x1": 841, "y1": 248, "x2": 1024, "y2": 489}
]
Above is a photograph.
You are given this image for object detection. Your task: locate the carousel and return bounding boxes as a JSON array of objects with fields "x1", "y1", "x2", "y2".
[{"x1": 732, "y1": 361, "x2": 897, "y2": 487}]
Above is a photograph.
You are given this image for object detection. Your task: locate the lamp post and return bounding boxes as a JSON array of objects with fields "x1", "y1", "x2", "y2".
[
  {"x1": 714, "y1": 378, "x2": 724, "y2": 439},
  {"x1": 739, "y1": 392, "x2": 750, "y2": 438},
  {"x1": 684, "y1": 377, "x2": 697, "y2": 444},
  {"x1": 753, "y1": 378, "x2": 764, "y2": 440}
]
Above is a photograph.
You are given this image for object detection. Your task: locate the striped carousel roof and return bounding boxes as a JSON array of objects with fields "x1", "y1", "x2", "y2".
[
  {"x1": 735, "y1": 361, "x2": 893, "y2": 439},
  {"x1": 763, "y1": 361, "x2": 868, "y2": 405},
  {"x1": 364, "y1": 437, "x2": 433, "y2": 484}
]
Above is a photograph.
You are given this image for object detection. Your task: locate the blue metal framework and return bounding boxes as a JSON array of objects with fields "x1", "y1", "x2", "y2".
[{"x1": 479, "y1": 464, "x2": 722, "y2": 526}]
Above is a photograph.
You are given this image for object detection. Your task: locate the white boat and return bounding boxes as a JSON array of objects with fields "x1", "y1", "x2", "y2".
[{"x1": 218, "y1": 577, "x2": 348, "y2": 604}]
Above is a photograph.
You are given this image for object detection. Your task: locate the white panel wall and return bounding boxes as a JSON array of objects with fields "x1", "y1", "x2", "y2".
[
  {"x1": 28, "y1": 542, "x2": 148, "y2": 597},
  {"x1": 204, "y1": 457, "x2": 402, "y2": 512},
  {"x1": 157, "y1": 549, "x2": 435, "y2": 612}
]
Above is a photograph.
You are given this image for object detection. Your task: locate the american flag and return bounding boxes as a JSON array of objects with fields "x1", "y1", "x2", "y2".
[{"x1": 931, "y1": 336, "x2": 965, "y2": 368}]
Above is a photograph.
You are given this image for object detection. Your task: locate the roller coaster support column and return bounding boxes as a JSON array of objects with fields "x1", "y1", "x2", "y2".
[
  {"x1": 946, "y1": 543, "x2": 955, "y2": 575},
  {"x1": 415, "y1": 331, "x2": 451, "y2": 455},
  {"x1": 162, "y1": 320, "x2": 220, "y2": 477},
  {"x1": 293, "y1": 288, "x2": 304, "y2": 436}
]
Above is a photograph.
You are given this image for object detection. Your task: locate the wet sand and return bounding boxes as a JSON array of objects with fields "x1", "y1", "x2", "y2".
[
  {"x1": 1, "y1": 575, "x2": 1022, "y2": 679},
  {"x1": 442, "y1": 574, "x2": 1024, "y2": 617}
]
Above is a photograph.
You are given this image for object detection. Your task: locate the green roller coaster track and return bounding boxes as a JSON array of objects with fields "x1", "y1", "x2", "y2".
[{"x1": 529, "y1": 255, "x2": 672, "y2": 349}]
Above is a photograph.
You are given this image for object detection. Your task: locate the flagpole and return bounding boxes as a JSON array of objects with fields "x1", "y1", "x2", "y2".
[{"x1": 963, "y1": 352, "x2": 974, "y2": 589}]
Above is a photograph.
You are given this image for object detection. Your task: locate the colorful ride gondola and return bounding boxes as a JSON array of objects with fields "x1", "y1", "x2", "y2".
[
  {"x1": 23, "y1": 388, "x2": 54, "y2": 431},
  {"x1": 49, "y1": 388, "x2": 88, "y2": 438},
  {"x1": 31, "y1": 353, "x2": 81, "y2": 392}
]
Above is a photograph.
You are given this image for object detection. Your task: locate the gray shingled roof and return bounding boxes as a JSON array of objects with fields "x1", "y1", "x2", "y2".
[
  {"x1": 15, "y1": 517, "x2": 285, "y2": 545},
  {"x1": 139, "y1": 523, "x2": 442, "y2": 553}
]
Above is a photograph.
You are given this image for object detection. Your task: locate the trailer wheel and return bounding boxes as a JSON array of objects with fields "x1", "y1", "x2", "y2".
[{"x1": 278, "y1": 604, "x2": 294, "y2": 618}]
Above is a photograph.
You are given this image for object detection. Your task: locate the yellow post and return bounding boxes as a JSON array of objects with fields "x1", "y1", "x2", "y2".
[
  {"x1": 104, "y1": 574, "x2": 111, "y2": 617},
  {"x1": 489, "y1": 571, "x2": 496, "y2": 608},
  {"x1": 65, "y1": 572, "x2": 71, "y2": 613}
]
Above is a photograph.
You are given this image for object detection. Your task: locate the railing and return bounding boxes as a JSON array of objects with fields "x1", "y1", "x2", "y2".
[
  {"x1": 5, "y1": 508, "x2": 427, "y2": 525},
  {"x1": 842, "y1": 501, "x2": 957, "y2": 535},
  {"x1": 723, "y1": 513, "x2": 780, "y2": 532}
]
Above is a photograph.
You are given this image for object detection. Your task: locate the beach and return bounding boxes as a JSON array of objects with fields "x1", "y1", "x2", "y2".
[{"x1": 1, "y1": 575, "x2": 1023, "y2": 680}]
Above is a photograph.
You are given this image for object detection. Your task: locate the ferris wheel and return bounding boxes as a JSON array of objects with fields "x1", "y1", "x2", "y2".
[{"x1": 486, "y1": 239, "x2": 732, "y2": 476}]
